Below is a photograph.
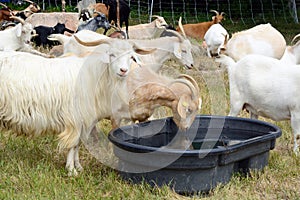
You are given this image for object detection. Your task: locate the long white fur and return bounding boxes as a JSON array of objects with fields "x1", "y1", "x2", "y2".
[{"x1": 0, "y1": 39, "x2": 138, "y2": 175}]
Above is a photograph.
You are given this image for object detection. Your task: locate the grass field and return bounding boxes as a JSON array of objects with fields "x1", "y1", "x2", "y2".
[{"x1": 0, "y1": 21, "x2": 300, "y2": 199}]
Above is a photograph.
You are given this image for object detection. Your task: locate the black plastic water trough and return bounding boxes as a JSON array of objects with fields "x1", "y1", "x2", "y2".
[{"x1": 108, "y1": 115, "x2": 282, "y2": 194}]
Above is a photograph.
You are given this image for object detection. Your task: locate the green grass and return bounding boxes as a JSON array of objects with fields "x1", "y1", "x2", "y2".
[{"x1": 1, "y1": 22, "x2": 300, "y2": 199}]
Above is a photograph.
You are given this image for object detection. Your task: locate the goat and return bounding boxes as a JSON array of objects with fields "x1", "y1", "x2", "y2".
[
  {"x1": 225, "y1": 23, "x2": 286, "y2": 61},
  {"x1": 49, "y1": 28, "x2": 193, "y2": 69},
  {"x1": 176, "y1": 10, "x2": 225, "y2": 40},
  {"x1": 78, "y1": 8, "x2": 92, "y2": 22},
  {"x1": 216, "y1": 54, "x2": 300, "y2": 154},
  {"x1": 279, "y1": 33, "x2": 300, "y2": 65},
  {"x1": 127, "y1": 29, "x2": 194, "y2": 70},
  {"x1": 0, "y1": 2, "x2": 12, "y2": 22},
  {"x1": 76, "y1": 12, "x2": 111, "y2": 34},
  {"x1": 204, "y1": 23, "x2": 229, "y2": 57},
  {"x1": 0, "y1": 16, "x2": 49, "y2": 57},
  {"x1": 15, "y1": 0, "x2": 41, "y2": 20},
  {"x1": 32, "y1": 22, "x2": 75, "y2": 47},
  {"x1": 105, "y1": 0, "x2": 130, "y2": 37},
  {"x1": 0, "y1": 38, "x2": 153, "y2": 176},
  {"x1": 124, "y1": 15, "x2": 168, "y2": 39},
  {"x1": 127, "y1": 65, "x2": 201, "y2": 131},
  {"x1": 92, "y1": 3, "x2": 109, "y2": 18},
  {"x1": 0, "y1": 0, "x2": 40, "y2": 21}
]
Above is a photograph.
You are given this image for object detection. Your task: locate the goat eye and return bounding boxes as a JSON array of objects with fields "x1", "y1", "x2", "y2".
[
  {"x1": 182, "y1": 50, "x2": 187, "y2": 53},
  {"x1": 131, "y1": 56, "x2": 137, "y2": 62}
]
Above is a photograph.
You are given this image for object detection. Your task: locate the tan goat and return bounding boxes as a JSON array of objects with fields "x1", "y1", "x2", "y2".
[
  {"x1": 127, "y1": 65, "x2": 201, "y2": 131},
  {"x1": 176, "y1": 10, "x2": 225, "y2": 40}
]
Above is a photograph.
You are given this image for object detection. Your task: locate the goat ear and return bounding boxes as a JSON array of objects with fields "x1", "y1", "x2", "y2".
[
  {"x1": 173, "y1": 43, "x2": 182, "y2": 59},
  {"x1": 15, "y1": 24, "x2": 22, "y2": 37},
  {"x1": 177, "y1": 95, "x2": 189, "y2": 119}
]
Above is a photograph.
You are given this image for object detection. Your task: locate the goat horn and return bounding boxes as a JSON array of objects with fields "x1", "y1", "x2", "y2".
[
  {"x1": 220, "y1": 12, "x2": 226, "y2": 16},
  {"x1": 0, "y1": 2, "x2": 8, "y2": 9},
  {"x1": 162, "y1": 29, "x2": 184, "y2": 42},
  {"x1": 151, "y1": 15, "x2": 161, "y2": 19},
  {"x1": 210, "y1": 10, "x2": 219, "y2": 16},
  {"x1": 170, "y1": 79, "x2": 198, "y2": 101},
  {"x1": 177, "y1": 74, "x2": 199, "y2": 98},
  {"x1": 291, "y1": 33, "x2": 300, "y2": 45},
  {"x1": 9, "y1": 16, "x2": 25, "y2": 25},
  {"x1": 73, "y1": 35, "x2": 109, "y2": 46},
  {"x1": 178, "y1": 16, "x2": 187, "y2": 39},
  {"x1": 23, "y1": 0, "x2": 35, "y2": 4}
]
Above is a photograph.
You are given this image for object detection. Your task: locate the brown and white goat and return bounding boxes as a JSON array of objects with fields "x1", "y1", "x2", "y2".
[
  {"x1": 176, "y1": 10, "x2": 225, "y2": 40},
  {"x1": 0, "y1": 2, "x2": 12, "y2": 22}
]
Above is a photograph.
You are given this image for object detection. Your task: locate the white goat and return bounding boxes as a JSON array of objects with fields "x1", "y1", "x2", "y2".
[
  {"x1": 123, "y1": 15, "x2": 168, "y2": 39},
  {"x1": 0, "y1": 39, "x2": 152, "y2": 176},
  {"x1": 49, "y1": 29, "x2": 194, "y2": 70},
  {"x1": 224, "y1": 23, "x2": 286, "y2": 61},
  {"x1": 48, "y1": 30, "x2": 109, "y2": 56},
  {"x1": 127, "y1": 30, "x2": 194, "y2": 70},
  {"x1": 0, "y1": 16, "x2": 49, "y2": 57},
  {"x1": 280, "y1": 34, "x2": 300, "y2": 65},
  {"x1": 216, "y1": 54, "x2": 300, "y2": 153},
  {"x1": 203, "y1": 23, "x2": 229, "y2": 57}
]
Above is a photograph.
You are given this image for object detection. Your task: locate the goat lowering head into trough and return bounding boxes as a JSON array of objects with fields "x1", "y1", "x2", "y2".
[
  {"x1": 32, "y1": 22, "x2": 75, "y2": 47},
  {"x1": 0, "y1": 37, "x2": 155, "y2": 176},
  {"x1": 77, "y1": 11, "x2": 111, "y2": 34},
  {"x1": 127, "y1": 66, "x2": 201, "y2": 131},
  {"x1": 176, "y1": 10, "x2": 225, "y2": 40}
]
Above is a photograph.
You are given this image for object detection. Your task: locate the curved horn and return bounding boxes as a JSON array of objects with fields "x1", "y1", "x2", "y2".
[
  {"x1": 23, "y1": 0, "x2": 35, "y2": 4},
  {"x1": 177, "y1": 74, "x2": 199, "y2": 98},
  {"x1": 151, "y1": 15, "x2": 161, "y2": 19},
  {"x1": 170, "y1": 79, "x2": 198, "y2": 100},
  {"x1": 220, "y1": 12, "x2": 226, "y2": 16},
  {"x1": 0, "y1": 2, "x2": 8, "y2": 8},
  {"x1": 9, "y1": 16, "x2": 25, "y2": 25},
  {"x1": 291, "y1": 33, "x2": 300, "y2": 45},
  {"x1": 73, "y1": 35, "x2": 109, "y2": 46},
  {"x1": 210, "y1": 9, "x2": 219, "y2": 16},
  {"x1": 178, "y1": 16, "x2": 187, "y2": 39},
  {"x1": 162, "y1": 29, "x2": 185, "y2": 42}
]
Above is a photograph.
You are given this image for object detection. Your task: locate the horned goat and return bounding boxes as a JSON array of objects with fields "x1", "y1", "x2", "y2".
[
  {"x1": 176, "y1": 10, "x2": 225, "y2": 40},
  {"x1": 124, "y1": 15, "x2": 168, "y2": 39},
  {"x1": 127, "y1": 29, "x2": 194, "y2": 70},
  {"x1": 216, "y1": 54, "x2": 300, "y2": 154},
  {"x1": 77, "y1": 12, "x2": 110, "y2": 34},
  {"x1": 225, "y1": 23, "x2": 286, "y2": 61},
  {"x1": 127, "y1": 65, "x2": 201, "y2": 130},
  {"x1": 203, "y1": 23, "x2": 229, "y2": 57},
  {"x1": 0, "y1": 38, "x2": 152, "y2": 176},
  {"x1": 0, "y1": 16, "x2": 49, "y2": 57}
]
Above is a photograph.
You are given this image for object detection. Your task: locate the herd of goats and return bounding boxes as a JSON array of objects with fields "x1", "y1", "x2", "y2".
[{"x1": 0, "y1": 0, "x2": 300, "y2": 176}]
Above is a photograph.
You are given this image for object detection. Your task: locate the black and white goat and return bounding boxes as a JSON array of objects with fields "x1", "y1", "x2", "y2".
[
  {"x1": 76, "y1": 12, "x2": 110, "y2": 34},
  {"x1": 32, "y1": 22, "x2": 75, "y2": 47}
]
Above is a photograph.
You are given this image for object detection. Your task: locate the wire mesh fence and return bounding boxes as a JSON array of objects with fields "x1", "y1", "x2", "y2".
[{"x1": 2, "y1": 0, "x2": 299, "y2": 25}]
